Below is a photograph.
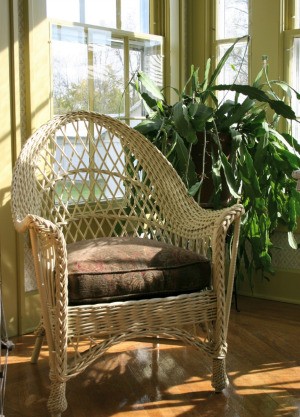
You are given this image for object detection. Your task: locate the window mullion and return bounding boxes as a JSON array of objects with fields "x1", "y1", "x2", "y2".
[
  {"x1": 87, "y1": 29, "x2": 94, "y2": 112},
  {"x1": 87, "y1": 28, "x2": 96, "y2": 200},
  {"x1": 116, "y1": 0, "x2": 121, "y2": 29},
  {"x1": 124, "y1": 36, "x2": 130, "y2": 123}
]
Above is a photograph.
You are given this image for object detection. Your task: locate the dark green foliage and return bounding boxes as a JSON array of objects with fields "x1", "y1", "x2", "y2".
[{"x1": 132, "y1": 37, "x2": 300, "y2": 283}]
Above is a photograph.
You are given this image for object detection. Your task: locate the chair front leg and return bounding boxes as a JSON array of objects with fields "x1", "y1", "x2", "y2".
[
  {"x1": 47, "y1": 379, "x2": 67, "y2": 417},
  {"x1": 212, "y1": 356, "x2": 229, "y2": 392}
]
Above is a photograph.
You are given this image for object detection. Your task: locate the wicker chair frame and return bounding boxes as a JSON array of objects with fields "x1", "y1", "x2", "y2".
[{"x1": 11, "y1": 111, "x2": 244, "y2": 416}]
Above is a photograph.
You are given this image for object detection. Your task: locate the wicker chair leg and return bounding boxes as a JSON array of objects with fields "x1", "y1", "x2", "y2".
[
  {"x1": 212, "y1": 357, "x2": 229, "y2": 392},
  {"x1": 31, "y1": 329, "x2": 45, "y2": 364},
  {"x1": 47, "y1": 380, "x2": 67, "y2": 417}
]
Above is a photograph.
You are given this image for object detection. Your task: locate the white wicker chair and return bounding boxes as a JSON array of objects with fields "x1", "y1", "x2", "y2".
[{"x1": 11, "y1": 111, "x2": 244, "y2": 417}]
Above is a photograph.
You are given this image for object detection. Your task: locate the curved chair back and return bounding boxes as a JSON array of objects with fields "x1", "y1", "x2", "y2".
[{"x1": 12, "y1": 111, "x2": 206, "y2": 248}]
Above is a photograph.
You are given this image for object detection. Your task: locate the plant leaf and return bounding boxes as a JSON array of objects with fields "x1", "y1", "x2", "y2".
[
  {"x1": 253, "y1": 67, "x2": 264, "y2": 88},
  {"x1": 192, "y1": 66, "x2": 199, "y2": 93},
  {"x1": 281, "y1": 132, "x2": 300, "y2": 155},
  {"x1": 268, "y1": 80, "x2": 300, "y2": 100},
  {"x1": 239, "y1": 142, "x2": 262, "y2": 197},
  {"x1": 212, "y1": 84, "x2": 297, "y2": 119},
  {"x1": 188, "y1": 181, "x2": 201, "y2": 196},
  {"x1": 190, "y1": 103, "x2": 214, "y2": 131},
  {"x1": 137, "y1": 71, "x2": 165, "y2": 100},
  {"x1": 173, "y1": 102, "x2": 197, "y2": 143},
  {"x1": 141, "y1": 92, "x2": 160, "y2": 110},
  {"x1": 173, "y1": 133, "x2": 197, "y2": 186},
  {"x1": 134, "y1": 118, "x2": 162, "y2": 135},
  {"x1": 220, "y1": 98, "x2": 255, "y2": 129},
  {"x1": 202, "y1": 58, "x2": 211, "y2": 91},
  {"x1": 182, "y1": 65, "x2": 196, "y2": 96},
  {"x1": 288, "y1": 231, "x2": 298, "y2": 249},
  {"x1": 219, "y1": 151, "x2": 240, "y2": 198}
]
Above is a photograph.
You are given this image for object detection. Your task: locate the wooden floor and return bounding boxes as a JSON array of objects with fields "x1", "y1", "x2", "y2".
[{"x1": 4, "y1": 296, "x2": 300, "y2": 417}]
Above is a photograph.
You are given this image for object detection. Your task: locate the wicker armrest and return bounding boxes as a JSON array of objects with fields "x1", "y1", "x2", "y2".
[
  {"x1": 162, "y1": 192, "x2": 244, "y2": 242},
  {"x1": 13, "y1": 213, "x2": 60, "y2": 235}
]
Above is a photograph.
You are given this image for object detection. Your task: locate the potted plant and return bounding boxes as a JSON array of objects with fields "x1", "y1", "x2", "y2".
[{"x1": 132, "y1": 36, "x2": 300, "y2": 283}]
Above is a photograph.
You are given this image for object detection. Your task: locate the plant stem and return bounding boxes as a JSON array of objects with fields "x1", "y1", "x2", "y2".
[
  {"x1": 155, "y1": 118, "x2": 166, "y2": 147},
  {"x1": 185, "y1": 142, "x2": 193, "y2": 188},
  {"x1": 262, "y1": 56, "x2": 281, "y2": 101},
  {"x1": 197, "y1": 128, "x2": 207, "y2": 205}
]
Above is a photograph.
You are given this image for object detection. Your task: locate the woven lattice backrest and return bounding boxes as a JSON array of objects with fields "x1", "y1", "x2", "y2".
[{"x1": 12, "y1": 111, "x2": 208, "y2": 245}]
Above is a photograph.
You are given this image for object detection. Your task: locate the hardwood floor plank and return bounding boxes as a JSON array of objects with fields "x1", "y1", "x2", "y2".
[{"x1": 4, "y1": 296, "x2": 300, "y2": 417}]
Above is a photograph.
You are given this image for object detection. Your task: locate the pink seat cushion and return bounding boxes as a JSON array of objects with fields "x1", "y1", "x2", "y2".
[{"x1": 67, "y1": 237, "x2": 211, "y2": 305}]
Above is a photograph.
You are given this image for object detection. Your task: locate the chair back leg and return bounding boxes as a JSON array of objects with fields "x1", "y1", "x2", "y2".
[{"x1": 30, "y1": 325, "x2": 45, "y2": 364}]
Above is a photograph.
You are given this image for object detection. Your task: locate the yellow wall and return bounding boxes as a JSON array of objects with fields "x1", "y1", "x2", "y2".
[
  {"x1": 249, "y1": 0, "x2": 283, "y2": 81},
  {"x1": 0, "y1": 0, "x2": 51, "y2": 337},
  {"x1": 186, "y1": 0, "x2": 212, "y2": 76},
  {"x1": 238, "y1": 270, "x2": 300, "y2": 304},
  {"x1": 0, "y1": 0, "x2": 19, "y2": 336}
]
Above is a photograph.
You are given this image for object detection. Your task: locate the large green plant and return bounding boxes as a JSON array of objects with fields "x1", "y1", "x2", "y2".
[{"x1": 133, "y1": 36, "x2": 300, "y2": 283}]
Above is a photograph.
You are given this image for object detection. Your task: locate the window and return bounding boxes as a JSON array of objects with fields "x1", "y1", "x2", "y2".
[
  {"x1": 47, "y1": 0, "x2": 163, "y2": 126},
  {"x1": 44, "y1": 1, "x2": 165, "y2": 206}
]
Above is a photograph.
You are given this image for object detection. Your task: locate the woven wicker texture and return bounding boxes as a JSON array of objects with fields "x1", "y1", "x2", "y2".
[{"x1": 11, "y1": 111, "x2": 244, "y2": 417}]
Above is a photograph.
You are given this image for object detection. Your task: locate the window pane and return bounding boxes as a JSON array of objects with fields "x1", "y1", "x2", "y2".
[
  {"x1": 291, "y1": 37, "x2": 300, "y2": 140},
  {"x1": 84, "y1": 0, "x2": 116, "y2": 28},
  {"x1": 292, "y1": 38, "x2": 300, "y2": 110},
  {"x1": 121, "y1": 0, "x2": 149, "y2": 32},
  {"x1": 89, "y1": 30, "x2": 124, "y2": 115},
  {"x1": 129, "y1": 38, "x2": 163, "y2": 119},
  {"x1": 47, "y1": 0, "x2": 81, "y2": 22},
  {"x1": 217, "y1": 42, "x2": 248, "y2": 101},
  {"x1": 47, "y1": 0, "x2": 116, "y2": 27},
  {"x1": 51, "y1": 23, "x2": 163, "y2": 118},
  {"x1": 52, "y1": 25, "x2": 88, "y2": 114},
  {"x1": 217, "y1": 0, "x2": 248, "y2": 39},
  {"x1": 47, "y1": 0, "x2": 150, "y2": 33},
  {"x1": 52, "y1": 25, "x2": 125, "y2": 115},
  {"x1": 217, "y1": 42, "x2": 248, "y2": 84}
]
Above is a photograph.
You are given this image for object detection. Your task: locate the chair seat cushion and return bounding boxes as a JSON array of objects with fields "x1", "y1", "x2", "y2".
[{"x1": 67, "y1": 237, "x2": 211, "y2": 305}]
